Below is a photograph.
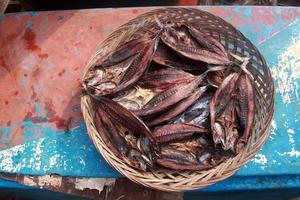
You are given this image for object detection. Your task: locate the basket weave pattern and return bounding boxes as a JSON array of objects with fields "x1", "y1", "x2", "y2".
[{"x1": 81, "y1": 8, "x2": 275, "y2": 191}]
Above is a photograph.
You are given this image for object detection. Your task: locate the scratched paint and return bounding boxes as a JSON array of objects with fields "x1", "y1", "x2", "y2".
[
  {"x1": 0, "y1": 122, "x2": 120, "y2": 177},
  {"x1": 238, "y1": 16, "x2": 300, "y2": 175},
  {"x1": 269, "y1": 120, "x2": 277, "y2": 140},
  {"x1": 271, "y1": 35, "x2": 300, "y2": 104},
  {"x1": 206, "y1": 6, "x2": 299, "y2": 45},
  {"x1": 0, "y1": 7, "x2": 300, "y2": 179}
]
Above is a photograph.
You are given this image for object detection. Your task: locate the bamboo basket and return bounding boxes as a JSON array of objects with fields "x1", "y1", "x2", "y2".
[{"x1": 81, "y1": 8, "x2": 275, "y2": 191}]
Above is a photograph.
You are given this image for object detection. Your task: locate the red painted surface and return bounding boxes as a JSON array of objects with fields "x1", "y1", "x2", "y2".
[
  {"x1": 0, "y1": 8, "x2": 150, "y2": 148},
  {"x1": 23, "y1": 28, "x2": 41, "y2": 51},
  {"x1": 0, "y1": 7, "x2": 297, "y2": 148},
  {"x1": 177, "y1": 0, "x2": 198, "y2": 6}
]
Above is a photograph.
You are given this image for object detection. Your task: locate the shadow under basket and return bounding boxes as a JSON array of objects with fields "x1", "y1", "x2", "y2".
[{"x1": 81, "y1": 8, "x2": 275, "y2": 191}]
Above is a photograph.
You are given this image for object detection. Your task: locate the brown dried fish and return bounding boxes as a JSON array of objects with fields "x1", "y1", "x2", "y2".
[
  {"x1": 214, "y1": 99, "x2": 239, "y2": 151},
  {"x1": 148, "y1": 86, "x2": 208, "y2": 127},
  {"x1": 127, "y1": 149, "x2": 152, "y2": 171},
  {"x1": 152, "y1": 123, "x2": 209, "y2": 144},
  {"x1": 159, "y1": 147, "x2": 198, "y2": 164},
  {"x1": 97, "y1": 97, "x2": 154, "y2": 141},
  {"x1": 160, "y1": 27, "x2": 230, "y2": 65},
  {"x1": 156, "y1": 147, "x2": 212, "y2": 170},
  {"x1": 134, "y1": 74, "x2": 205, "y2": 117},
  {"x1": 96, "y1": 106, "x2": 128, "y2": 155},
  {"x1": 100, "y1": 38, "x2": 159, "y2": 96},
  {"x1": 207, "y1": 69, "x2": 225, "y2": 88},
  {"x1": 185, "y1": 24, "x2": 228, "y2": 57},
  {"x1": 236, "y1": 74, "x2": 255, "y2": 152},
  {"x1": 153, "y1": 42, "x2": 207, "y2": 72},
  {"x1": 97, "y1": 38, "x2": 147, "y2": 68},
  {"x1": 139, "y1": 68, "x2": 195, "y2": 91},
  {"x1": 86, "y1": 18, "x2": 256, "y2": 171},
  {"x1": 173, "y1": 91, "x2": 213, "y2": 128},
  {"x1": 210, "y1": 72, "x2": 240, "y2": 151},
  {"x1": 95, "y1": 110, "x2": 125, "y2": 158}
]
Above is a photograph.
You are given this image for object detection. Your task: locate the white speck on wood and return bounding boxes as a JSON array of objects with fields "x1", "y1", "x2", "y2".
[
  {"x1": 63, "y1": 160, "x2": 68, "y2": 170},
  {"x1": 269, "y1": 120, "x2": 277, "y2": 140},
  {"x1": 271, "y1": 36, "x2": 300, "y2": 104},
  {"x1": 34, "y1": 138, "x2": 44, "y2": 171},
  {"x1": 49, "y1": 154, "x2": 60, "y2": 168},
  {"x1": 287, "y1": 129, "x2": 295, "y2": 144},
  {"x1": 277, "y1": 128, "x2": 300, "y2": 157},
  {"x1": 252, "y1": 153, "x2": 267, "y2": 169},
  {"x1": 28, "y1": 138, "x2": 45, "y2": 171},
  {"x1": 0, "y1": 143, "x2": 25, "y2": 172},
  {"x1": 278, "y1": 150, "x2": 300, "y2": 157},
  {"x1": 75, "y1": 178, "x2": 115, "y2": 194},
  {"x1": 79, "y1": 157, "x2": 86, "y2": 166},
  {"x1": 0, "y1": 138, "x2": 46, "y2": 173}
]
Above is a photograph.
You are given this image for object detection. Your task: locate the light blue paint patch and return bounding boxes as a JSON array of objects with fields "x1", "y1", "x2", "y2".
[
  {"x1": 44, "y1": 14, "x2": 49, "y2": 22},
  {"x1": 0, "y1": 127, "x2": 12, "y2": 145},
  {"x1": 22, "y1": 120, "x2": 46, "y2": 141},
  {"x1": 27, "y1": 22, "x2": 33, "y2": 30},
  {"x1": 73, "y1": 105, "x2": 79, "y2": 113},
  {"x1": 233, "y1": 6, "x2": 252, "y2": 19},
  {"x1": 34, "y1": 102, "x2": 43, "y2": 114},
  {"x1": 237, "y1": 24, "x2": 259, "y2": 44},
  {"x1": 225, "y1": 15, "x2": 233, "y2": 21},
  {"x1": 56, "y1": 15, "x2": 63, "y2": 21},
  {"x1": 31, "y1": 12, "x2": 38, "y2": 17},
  {"x1": 26, "y1": 65, "x2": 34, "y2": 72}
]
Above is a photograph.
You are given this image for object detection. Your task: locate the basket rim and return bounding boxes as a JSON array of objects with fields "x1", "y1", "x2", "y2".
[{"x1": 80, "y1": 8, "x2": 275, "y2": 191}]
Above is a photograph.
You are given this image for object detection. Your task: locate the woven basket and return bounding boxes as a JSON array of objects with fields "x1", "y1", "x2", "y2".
[{"x1": 81, "y1": 8, "x2": 275, "y2": 191}]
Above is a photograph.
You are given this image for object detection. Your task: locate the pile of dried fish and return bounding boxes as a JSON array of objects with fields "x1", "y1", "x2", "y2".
[{"x1": 83, "y1": 19, "x2": 255, "y2": 171}]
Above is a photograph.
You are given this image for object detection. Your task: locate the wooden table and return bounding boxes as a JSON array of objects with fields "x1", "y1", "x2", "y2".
[{"x1": 0, "y1": 6, "x2": 300, "y2": 199}]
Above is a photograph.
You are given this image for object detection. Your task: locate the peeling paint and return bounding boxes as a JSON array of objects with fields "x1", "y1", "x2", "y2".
[
  {"x1": 277, "y1": 128, "x2": 300, "y2": 158},
  {"x1": 278, "y1": 150, "x2": 300, "y2": 158},
  {"x1": 252, "y1": 154, "x2": 268, "y2": 169},
  {"x1": 23, "y1": 176, "x2": 36, "y2": 186},
  {"x1": 49, "y1": 154, "x2": 60, "y2": 168},
  {"x1": 79, "y1": 157, "x2": 86, "y2": 166},
  {"x1": 287, "y1": 129, "x2": 295, "y2": 144},
  {"x1": 0, "y1": 144, "x2": 25, "y2": 172},
  {"x1": 74, "y1": 178, "x2": 115, "y2": 194},
  {"x1": 269, "y1": 120, "x2": 277, "y2": 140},
  {"x1": 38, "y1": 174, "x2": 62, "y2": 188},
  {"x1": 271, "y1": 35, "x2": 300, "y2": 104}
]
